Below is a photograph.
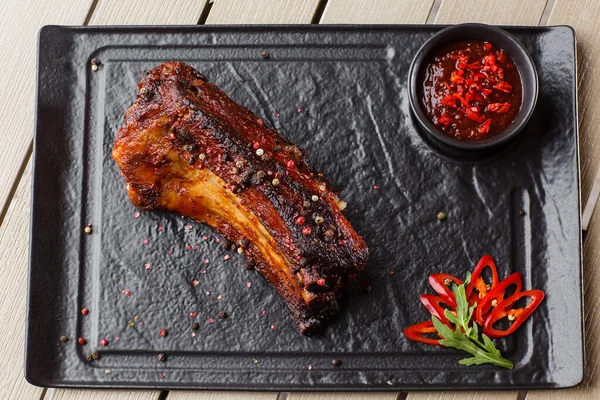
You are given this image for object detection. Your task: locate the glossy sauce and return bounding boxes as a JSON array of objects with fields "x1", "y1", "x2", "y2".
[{"x1": 421, "y1": 41, "x2": 522, "y2": 140}]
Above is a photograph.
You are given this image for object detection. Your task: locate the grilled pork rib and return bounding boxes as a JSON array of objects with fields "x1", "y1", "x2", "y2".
[{"x1": 113, "y1": 61, "x2": 368, "y2": 334}]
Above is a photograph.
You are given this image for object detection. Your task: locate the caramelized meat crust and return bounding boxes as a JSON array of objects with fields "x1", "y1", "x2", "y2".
[{"x1": 113, "y1": 61, "x2": 368, "y2": 334}]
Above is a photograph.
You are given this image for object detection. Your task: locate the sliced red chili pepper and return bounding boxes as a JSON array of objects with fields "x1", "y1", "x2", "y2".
[
  {"x1": 468, "y1": 61, "x2": 482, "y2": 70},
  {"x1": 475, "y1": 272, "x2": 523, "y2": 325},
  {"x1": 450, "y1": 71, "x2": 465, "y2": 84},
  {"x1": 494, "y1": 81, "x2": 512, "y2": 93},
  {"x1": 453, "y1": 92, "x2": 469, "y2": 107},
  {"x1": 477, "y1": 119, "x2": 492, "y2": 134},
  {"x1": 487, "y1": 102, "x2": 511, "y2": 113},
  {"x1": 420, "y1": 294, "x2": 453, "y2": 326},
  {"x1": 481, "y1": 88, "x2": 493, "y2": 97},
  {"x1": 440, "y1": 94, "x2": 458, "y2": 108},
  {"x1": 483, "y1": 53, "x2": 496, "y2": 66},
  {"x1": 483, "y1": 290, "x2": 545, "y2": 338},
  {"x1": 428, "y1": 273, "x2": 463, "y2": 308},
  {"x1": 464, "y1": 109, "x2": 485, "y2": 124},
  {"x1": 466, "y1": 255, "x2": 499, "y2": 303},
  {"x1": 473, "y1": 71, "x2": 487, "y2": 80},
  {"x1": 497, "y1": 51, "x2": 507, "y2": 64},
  {"x1": 438, "y1": 114, "x2": 451, "y2": 128},
  {"x1": 403, "y1": 321, "x2": 441, "y2": 346},
  {"x1": 465, "y1": 89, "x2": 484, "y2": 103}
]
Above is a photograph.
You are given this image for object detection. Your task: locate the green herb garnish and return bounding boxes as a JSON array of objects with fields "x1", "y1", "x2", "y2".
[{"x1": 431, "y1": 274, "x2": 513, "y2": 369}]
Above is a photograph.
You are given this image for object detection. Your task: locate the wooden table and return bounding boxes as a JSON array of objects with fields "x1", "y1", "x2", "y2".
[{"x1": 2, "y1": 0, "x2": 598, "y2": 399}]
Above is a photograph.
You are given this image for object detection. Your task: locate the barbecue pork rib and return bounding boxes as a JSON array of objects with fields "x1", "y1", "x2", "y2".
[{"x1": 113, "y1": 61, "x2": 368, "y2": 334}]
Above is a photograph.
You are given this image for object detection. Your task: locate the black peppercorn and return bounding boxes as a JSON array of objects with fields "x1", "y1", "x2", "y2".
[
  {"x1": 332, "y1": 359, "x2": 342, "y2": 367},
  {"x1": 218, "y1": 311, "x2": 228, "y2": 319},
  {"x1": 192, "y1": 321, "x2": 200, "y2": 330},
  {"x1": 92, "y1": 352, "x2": 101, "y2": 360},
  {"x1": 157, "y1": 353, "x2": 167, "y2": 362}
]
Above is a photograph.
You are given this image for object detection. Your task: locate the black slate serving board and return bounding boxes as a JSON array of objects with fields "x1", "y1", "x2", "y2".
[{"x1": 27, "y1": 25, "x2": 583, "y2": 390}]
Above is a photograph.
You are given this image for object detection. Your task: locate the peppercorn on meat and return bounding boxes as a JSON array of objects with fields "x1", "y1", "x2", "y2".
[{"x1": 112, "y1": 61, "x2": 369, "y2": 334}]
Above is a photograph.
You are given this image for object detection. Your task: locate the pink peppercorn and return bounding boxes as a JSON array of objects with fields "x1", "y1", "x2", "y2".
[{"x1": 302, "y1": 227, "x2": 312, "y2": 235}]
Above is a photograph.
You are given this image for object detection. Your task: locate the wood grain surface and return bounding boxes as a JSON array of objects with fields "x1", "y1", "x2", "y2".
[
  {"x1": 287, "y1": 394, "x2": 399, "y2": 400},
  {"x1": 0, "y1": 0, "x2": 93, "y2": 223},
  {"x1": 434, "y1": 0, "x2": 548, "y2": 25},
  {"x1": 45, "y1": 390, "x2": 162, "y2": 400},
  {"x1": 206, "y1": 0, "x2": 321, "y2": 24},
  {"x1": 89, "y1": 0, "x2": 208, "y2": 25},
  {"x1": 167, "y1": 392, "x2": 278, "y2": 400},
  {"x1": 320, "y1": 0, "x2": 435, "y2": 24}
]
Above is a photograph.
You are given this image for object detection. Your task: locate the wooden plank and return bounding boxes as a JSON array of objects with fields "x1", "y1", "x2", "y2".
[
  {"x1": 0, "y1": 162, "x2": 42, "y2": 400},
  {"x1": 526, "y1": 2, "x2": 600, "y2": 398},
  {"x1": 45, "y1": 1, "x2": 208, "y2": 399},
  {"x1": 287, "y1": 395, "x2": 398, "y2": 400},
  {"x1": 321, "y1": 0, "x2": 435, "y2": 24},
  {"x1": 206, "y1": 0, "x2": 320, "y2": 24},
  {"x1": 167, "y1": 392, "x2": 278, "y2": 400},
  {"x1": 89, "y1": 0, "x2": 208, "y2": 25},
  {"x1": 46, "y1": 389, "x2": 162, "y2": 400},
  {"x1": 0, "y1": 0, "x2": 94, "y2": 224},
  {"x1": 435, "y1": 0, "x2": 548, "y2": 25},
  {"x1": 406, "y1": 394, "x2": 517, "y2": 400}
]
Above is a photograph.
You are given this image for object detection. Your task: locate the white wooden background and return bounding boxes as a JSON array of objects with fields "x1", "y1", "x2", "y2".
[{"x1": 1, "y1": 0, "x2": 598, "y2": 399}]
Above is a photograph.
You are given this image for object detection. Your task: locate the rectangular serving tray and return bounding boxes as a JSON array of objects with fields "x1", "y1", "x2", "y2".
[{"x1": 27, "y1": 25, "x2": 583, "y2": 390}]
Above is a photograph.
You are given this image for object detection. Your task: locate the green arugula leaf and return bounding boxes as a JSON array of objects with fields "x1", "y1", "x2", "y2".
[{"x1": 431, "y1": 279, "x2": 514, "y2": 370}]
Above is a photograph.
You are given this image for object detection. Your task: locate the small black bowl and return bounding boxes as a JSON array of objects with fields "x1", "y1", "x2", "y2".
[{"x1": 408, "y1": 23, "x2": 538, "y2": 151}]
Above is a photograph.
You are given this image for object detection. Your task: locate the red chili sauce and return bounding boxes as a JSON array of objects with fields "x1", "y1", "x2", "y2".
[{"x1": 421, "y1": 41, "x2": 522, "y2": 140}]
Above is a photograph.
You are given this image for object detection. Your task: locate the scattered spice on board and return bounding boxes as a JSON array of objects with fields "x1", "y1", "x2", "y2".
[
  {"x1": 134, "y1": 211, "x2": 140, "y2": 218},
  {"x1": 78, "y1": 337, "x2": 87, "y2": 345},
  {"x1": 190, "y1": 312, "x2": 197, "y2": 318},
  {"x1": 218, "y1": 311, "x2": 228, "y2": 319},
  {"x1": 100, "y1": 339, "x2": 108, "y2": 346},
  {"x1": 387, "y1": 269, "x2": 396, "y2": 276},
  {"x1": 84, "y1": 224, "x2": 92, "y2": 234},
  {"x1": 307, "y1": 365, "x2": 313, "y2": 370},
  {"x1": 105, "y1": 370, "x2": 111, "y2": 375},
  {"x1": 143, "y1": 239, "x2": 149, "y2": 244},
  {"x1": 332, "y1": 359, "x2": 342, "y2": 367},
  {"x1": 157, "y1": 353, "x2": 167, "y2": 362},
  {"x1": 92, "y1": 352, "x2": 100, "y2": 360},
  {"x1": 519, "y1": 210, "x2": 526, "y2": 216},
  {"x1": 192, "y1": 322, "x2": 200, "y2": 330},
  {"x1": 81, "y1": 308, "x2": 89, "y2": 316},
  {"x1": 437, "y1": 212, "x2": 446, "y2": 221},
  {"x1": 59, "y1": 335, "x2": 69, "y2": 343},
  {"x1": 159, "y1": 328, "x2": 169, "y2": 337},
  {"x1": 122, "y1": 290, "x2": 131, "y2": 296},
  {"x1": 246, "y1": 282, "x2": 252, "y2": 288},
  {"x1": 144, "y1": 263, "x2": 151, "y2": 270}
]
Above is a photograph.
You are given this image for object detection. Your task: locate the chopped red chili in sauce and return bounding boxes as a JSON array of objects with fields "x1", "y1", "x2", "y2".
[{"x1": 421, "y1": 41, "x2": 522, "y2": 140}]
